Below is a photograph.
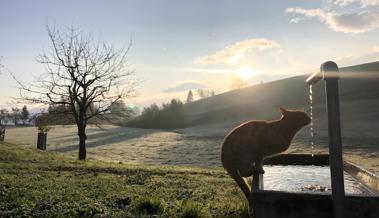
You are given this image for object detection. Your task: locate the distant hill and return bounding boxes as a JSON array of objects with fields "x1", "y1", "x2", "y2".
[{"x1": 182, "y1": 61, "x2": 379, "y2": 148}]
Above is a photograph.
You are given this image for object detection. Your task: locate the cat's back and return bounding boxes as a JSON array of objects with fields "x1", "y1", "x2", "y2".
[
  {"x1": 223, "y1": 120, "x2": 269, "y2": 144},
  {"x1": 230, "y1": 120, "x2": 268, "y2": 134}
]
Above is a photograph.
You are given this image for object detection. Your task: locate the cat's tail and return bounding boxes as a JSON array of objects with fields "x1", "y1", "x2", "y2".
[{"x1": 221, "y1": 156, "x2": 251, "y2": 199}]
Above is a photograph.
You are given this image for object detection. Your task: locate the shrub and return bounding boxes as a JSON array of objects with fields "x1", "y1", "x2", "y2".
[
  {"x1": 131, "y1": 197, "x2": 164, "y2": 216},
  {"x1": 179, "y1": 201, "x2": 209, "y2": 218}
]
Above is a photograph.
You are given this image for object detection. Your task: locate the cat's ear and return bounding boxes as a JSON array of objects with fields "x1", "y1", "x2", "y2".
[{"x1": 279, "y1": 107, "x2": 288, "y2": 115}]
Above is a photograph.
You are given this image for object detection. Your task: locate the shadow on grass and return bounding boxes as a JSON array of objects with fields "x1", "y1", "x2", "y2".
[{"x1": 53, "y1": 127, "x2": 157, "y2": 152}]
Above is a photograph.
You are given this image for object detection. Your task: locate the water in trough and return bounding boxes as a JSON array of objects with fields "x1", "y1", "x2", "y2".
[{"x1": 261, "y1": 165, "x2": 373, "y2": 195}]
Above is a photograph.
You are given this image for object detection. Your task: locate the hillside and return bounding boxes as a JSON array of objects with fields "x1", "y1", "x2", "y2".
[{"x1": 183, "y1": 61, "x2": 379, "y2": 149}]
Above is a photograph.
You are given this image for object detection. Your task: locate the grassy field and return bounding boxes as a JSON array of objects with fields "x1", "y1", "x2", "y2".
[
  {"x1": 4, "y1": 125, "x2": 379, "y2": 174},
  {"x1": 0, "y1": 142, "x2": 249, "y2": 218},
  {"x1": 4, "y1": 125, "x2": 222, "y2": 167}
]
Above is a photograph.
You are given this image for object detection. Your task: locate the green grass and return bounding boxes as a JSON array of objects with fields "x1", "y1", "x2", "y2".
[
  {"x1": 178, "y1": 201, "x2": 210, "y2": 218},
  {"x1": 0, "y1": 142, "x2": 249, "y2": 217}
]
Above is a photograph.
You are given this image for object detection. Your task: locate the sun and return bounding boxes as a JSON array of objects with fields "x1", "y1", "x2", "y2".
[{"x1": 237, "y1": 66, "x2": 254, "y2": 81}]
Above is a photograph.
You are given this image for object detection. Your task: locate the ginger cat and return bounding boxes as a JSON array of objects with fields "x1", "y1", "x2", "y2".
[{"x1": 221, "y1": 107, "x2": 310, "y2": 199}]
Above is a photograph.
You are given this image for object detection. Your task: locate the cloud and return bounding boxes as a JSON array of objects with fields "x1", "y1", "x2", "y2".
[
  {"x1": 162, "y1": 81, "x2": 208, "y2": 93},
  {"x1": 285, "y1": 7, "x2": 379, "y2": 33},
  {"x1": 329, "y1": 0, "x2": 358, "y2": 7},
  {"x1": 361, "y1": 0, "x2": 379, "y2": 7},
  {"x1": 194, "y1": 38, "x2": 280, "y2": 65},
  {"x1": 327, "y1": 0, "x2": 379, "y2": 7},
  {"x1": 289, "y1": 17, "x2": 304, "y2": 24}
]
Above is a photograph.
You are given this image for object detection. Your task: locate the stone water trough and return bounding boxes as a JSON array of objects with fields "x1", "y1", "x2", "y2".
[
  {"x1": 248, "y1": 62, "x2": 379, "y2": 218},
  {"x1": 249, "y1": 154, "x2": 379, "y2": 218}
]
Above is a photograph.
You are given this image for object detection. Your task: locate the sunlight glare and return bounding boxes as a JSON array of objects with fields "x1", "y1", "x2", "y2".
[{"x1": 237, "y1": 66, "x2": 254, "y2": 81}]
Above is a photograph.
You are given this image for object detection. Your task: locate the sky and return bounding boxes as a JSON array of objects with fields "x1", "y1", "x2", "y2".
[{"x1": 1, "y1": 0, "x2": 379, "y2": 110}]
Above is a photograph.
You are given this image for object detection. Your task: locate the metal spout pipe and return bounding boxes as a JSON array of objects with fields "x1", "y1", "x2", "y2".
[
  {"x1": 306, "y1": 61, "x2": 340, "y2": 85},
  {"x1": 306, "y1": 71, "x2": 323, "y2": 85}
]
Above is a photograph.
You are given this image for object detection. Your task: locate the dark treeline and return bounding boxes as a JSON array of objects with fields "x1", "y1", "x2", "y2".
[
  {"x1": 125, "y1": 99, "x2": 187, "y2": 129},
  {"x1": 45, "y1": 103, "x2": 75, "y2": 125},
  {"x1": 0, "y1": 105, "x2": 30, "y2": 126},
  {"x1": 38, "y1": 100, "x2": 134, "y2": 126}
]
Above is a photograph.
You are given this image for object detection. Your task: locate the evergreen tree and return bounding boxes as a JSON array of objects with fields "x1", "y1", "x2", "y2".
[
  {"x1": 109, "y1": 100, "x2": 130, "y2": 118},
  {"x1": 126, "y1": 99, "x2": 187, "y2": 129},
  {"x1": 197, "y1": 89, "x2": 205, "y2": 99},
  {"x1": 21, "y1": 105, "x2": 29, "y2": 125},
  {"x1": 186, "y1": 90, "x2": 194, "y2": 103},
  {"x1": 11, "y1": 107, "x2": 21, "y2": 125}
]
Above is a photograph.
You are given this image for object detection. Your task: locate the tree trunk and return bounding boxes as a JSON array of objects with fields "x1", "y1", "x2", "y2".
[
  {"x1": 78, "y1": 137, "x2": 86, "y2": 160},
  {"x1": 78, "y1": 127, "x2": 86, "y2": 160},
  {"x1": 77, "y1": 115, "x2": 87, "y2": 160}
]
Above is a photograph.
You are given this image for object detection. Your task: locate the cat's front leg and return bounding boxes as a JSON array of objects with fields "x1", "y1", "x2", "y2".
[
  {"x1": 253, "y1": 159, "x2": 265, "y2": 174},
  {"x1": 237, "y1": 163, "x2": 254, "y2": 177},
  {"x1": 234, "y1": 159, "x2": 254, "y2": 177}
]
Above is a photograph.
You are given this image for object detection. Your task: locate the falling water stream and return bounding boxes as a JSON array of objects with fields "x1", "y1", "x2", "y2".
[{"x1": 309, "y1": 85, "x2": 316, "y2": 157}]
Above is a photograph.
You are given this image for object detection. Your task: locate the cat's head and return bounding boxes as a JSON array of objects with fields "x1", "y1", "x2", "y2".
[{"x1": 279, "y1": 107, "x2": 311, "y2": 127}]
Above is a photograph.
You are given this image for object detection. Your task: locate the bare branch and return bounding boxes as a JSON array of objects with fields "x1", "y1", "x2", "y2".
[{"x1": 12, "y1": 24, "x2": 138, "y2": 160}]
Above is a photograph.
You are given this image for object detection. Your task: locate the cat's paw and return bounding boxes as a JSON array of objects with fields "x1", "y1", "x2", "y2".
[{"x1": 253, "y1": 165, "x2": 265, "y2": 174}]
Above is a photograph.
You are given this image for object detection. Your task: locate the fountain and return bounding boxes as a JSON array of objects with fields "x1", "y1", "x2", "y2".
[{"x1": 249, "y1": 61, "x2": 379, "y2": 218}]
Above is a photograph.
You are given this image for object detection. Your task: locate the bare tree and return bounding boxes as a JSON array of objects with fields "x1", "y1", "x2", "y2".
[{"x1": 14, "y1": 25, "x2": 136, "y2": 160}]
